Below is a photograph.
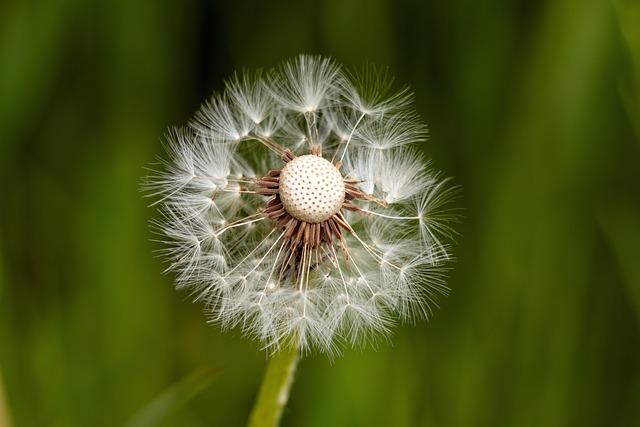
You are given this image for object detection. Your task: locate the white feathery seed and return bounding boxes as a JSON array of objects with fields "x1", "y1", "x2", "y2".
[
  {"x1": 268, "y1": 55, "x2": 342, "y2": 112},
  {"x1": 340, "y1": 65, "x2": 413, "y2": 117},
  {"x1": 144, "y1": 55, "x2": 459, "y2": 355}
]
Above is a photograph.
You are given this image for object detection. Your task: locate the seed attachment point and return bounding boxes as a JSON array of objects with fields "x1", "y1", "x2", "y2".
[{"x1": 279, "y1": 155, "x2": 345, "y2": 223}]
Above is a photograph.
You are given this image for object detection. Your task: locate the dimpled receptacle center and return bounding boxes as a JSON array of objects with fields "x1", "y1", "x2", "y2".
[{"x1": 279, "y1": 155, "x2": 345, "y2": 223}]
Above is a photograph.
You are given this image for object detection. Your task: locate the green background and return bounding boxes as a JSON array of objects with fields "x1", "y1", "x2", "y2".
[{"x1": 1, "y1": 0, "x2": 639, "y2": 426}]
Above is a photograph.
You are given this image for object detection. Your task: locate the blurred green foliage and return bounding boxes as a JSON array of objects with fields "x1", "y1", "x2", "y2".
[{"x1": 1, "y1": 0, "x2": 639, "y2": 426}]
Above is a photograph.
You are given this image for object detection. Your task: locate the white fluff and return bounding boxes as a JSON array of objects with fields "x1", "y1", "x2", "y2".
[
  {"x1": 268, "y1": 55, "x2": 342, "y2": 113},
  {"x1": 339, "y1": 64, "x2": 413, "y2": 117},
  {"x1": 145, "y1": 55, "x2": 458, "y2": 355}
]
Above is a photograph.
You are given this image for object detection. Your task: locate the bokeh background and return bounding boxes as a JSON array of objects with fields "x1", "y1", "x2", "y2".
[{"x1": 1, "y1": 0, "x2": 639, "y2": 426}]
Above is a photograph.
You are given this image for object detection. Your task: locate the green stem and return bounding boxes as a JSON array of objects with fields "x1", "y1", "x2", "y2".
[{"x1": 247, "y1": 345, "x2": 300, "y2": 427}]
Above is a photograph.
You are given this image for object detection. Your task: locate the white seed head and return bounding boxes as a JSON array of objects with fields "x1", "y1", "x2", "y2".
[
  {"x1": 144, "y1": 55, "x2": 459, "y2": 355},
  {"x1": 279, "y1": 155, "x2": 345, "y2": 223}
]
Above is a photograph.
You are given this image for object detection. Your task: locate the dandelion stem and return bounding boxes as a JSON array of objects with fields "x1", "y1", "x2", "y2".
[{"x1": 247, "y1": 345, "x2": 300, "y2": 427}]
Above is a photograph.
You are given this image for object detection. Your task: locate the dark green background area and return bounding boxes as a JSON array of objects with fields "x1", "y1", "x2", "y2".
[{"x1": 1, "y1": 0, "x2": 639, "y2": 426}]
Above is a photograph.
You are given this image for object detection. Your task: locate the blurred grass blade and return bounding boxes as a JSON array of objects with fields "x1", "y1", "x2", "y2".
[
  {"x1": 0, "y1": 233, "x2": 11, "y2": 427},
  {"x1": 125, "y1": 366, "x2": 219, "y2": 427},
  {"x1": 613, "y1": 0, "x2": 640, "y2": 141},
  {"x1": 0, "y1": 367, "x2": 12, "y2": 427},
  {"x1": 599, "y1": 201, "x2": 640, "y2": 321}
]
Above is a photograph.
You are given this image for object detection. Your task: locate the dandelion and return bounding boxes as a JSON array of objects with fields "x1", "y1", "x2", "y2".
[{"x1": 144, "y1": 55, "x2": 458, "y2": 357}]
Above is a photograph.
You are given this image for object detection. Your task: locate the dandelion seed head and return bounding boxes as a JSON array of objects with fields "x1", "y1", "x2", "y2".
[
  {"x1": 279, "y1": 155, "x2": 345, "y2": 223},
  {"x1": 144, "y1": 55, "x2": 459, "y2": 355}
]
